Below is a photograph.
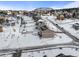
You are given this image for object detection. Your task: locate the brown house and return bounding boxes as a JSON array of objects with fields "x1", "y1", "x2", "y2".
[
  {"x1": 56, "y1": 14, "x2": 65, "y2": 20},
  {"x1": 38, "y1": 29, "x2": 55, "y2": 38}
]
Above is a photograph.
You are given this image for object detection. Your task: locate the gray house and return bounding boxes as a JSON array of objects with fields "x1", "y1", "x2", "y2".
[{"x1": 73, "y1": 23, "x2": 79, "y2": 30}]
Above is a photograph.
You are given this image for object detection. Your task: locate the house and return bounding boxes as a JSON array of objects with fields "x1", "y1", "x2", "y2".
[
  {"x1": 38, "y1": 29, "x2": 55, "y2": 38},
  {"x1": 56, "y1": 14, "x2": 65, "y2": 20},
  {"x1": 36, "y1": 19, "x2": 47, "y2": 30},
  {"x1": 5, "y1": 17, "x2": 16, "y2": 26}
]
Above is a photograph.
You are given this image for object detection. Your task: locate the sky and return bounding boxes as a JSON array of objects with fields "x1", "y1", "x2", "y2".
[{"x1": 0, "y1": 1, "x2": 78, "y2": 11}]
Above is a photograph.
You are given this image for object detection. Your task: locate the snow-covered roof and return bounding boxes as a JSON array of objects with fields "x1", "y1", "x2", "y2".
[{"x1": 8, "y1": 17, "x2": 16, "y2": 21}]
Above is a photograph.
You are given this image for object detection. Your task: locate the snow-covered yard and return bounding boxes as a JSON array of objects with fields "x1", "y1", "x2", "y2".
[
  {"x1": 0, "y1": 15, "x2": 79, "y2": 57},
  {"x1": 41, "y1": 15, "x2": 79, "y2": 39},
  {"x1": 0, "y1": 16, "x2": 73, "y2": 50},
  {"x1": 44, "y1": 15, "x2": 79, "y2": 39},
  {"x1": 58, "y1": 22, "x2": 79, "y2": 39}
]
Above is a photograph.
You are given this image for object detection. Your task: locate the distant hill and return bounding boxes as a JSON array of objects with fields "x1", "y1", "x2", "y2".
[{"x1": 34, "y1": 7, "x2": 53, "y2": 11}]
